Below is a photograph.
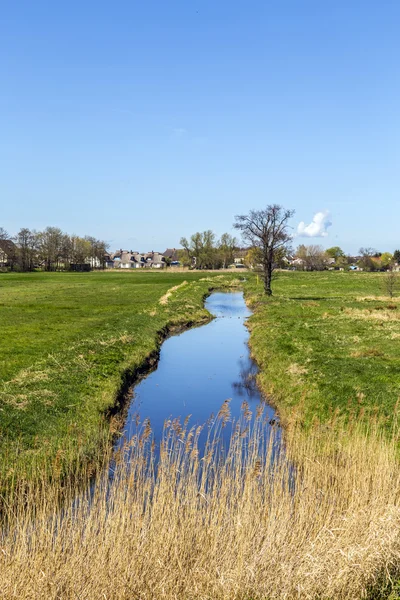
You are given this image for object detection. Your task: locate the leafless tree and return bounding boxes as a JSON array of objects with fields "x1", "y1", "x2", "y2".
[
  {"x1": 385, "y1": 267, "x2": 398, "y2": 298},
  {"x1": 359, "y1": 247, "x2": 377, "y2": 271},
  {"x1": 14, "y1": 228, "x2": 39, "y2": 271},
  {"x1": 296, "y1": 244, "x2": 328, "y2": 271},
  {"x1": 234, "y1": 205, "x2": 294, "y2": 295}
]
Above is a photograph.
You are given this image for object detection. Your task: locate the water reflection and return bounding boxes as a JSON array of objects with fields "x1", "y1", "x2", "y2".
[
  {"x1": 232, "y1": 358, "x2": 259, "y2": 399},
  {"x1": 115, "y1": 292, "x2": 279, "y2": 457}
]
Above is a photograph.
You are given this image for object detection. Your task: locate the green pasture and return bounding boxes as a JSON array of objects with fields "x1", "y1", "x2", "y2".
[
  {"x1": 245, "y1": 270, "x2": 400, "y2": 426},
  {"x1": 0, "y1": 271, "x2": 236, "y2": 480},
  {"x1": 1, "y1": 269, "x2": 399, "y2": 481}
]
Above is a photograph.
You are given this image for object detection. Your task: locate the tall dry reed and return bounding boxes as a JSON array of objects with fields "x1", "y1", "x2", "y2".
[{"x1": 1, "y1": 402, "x2": 400, "y2": 599}]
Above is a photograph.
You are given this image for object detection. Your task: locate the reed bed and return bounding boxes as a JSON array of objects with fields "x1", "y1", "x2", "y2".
[{"x1": 1, "y1": 403, "x2": 400, "y2": 600}]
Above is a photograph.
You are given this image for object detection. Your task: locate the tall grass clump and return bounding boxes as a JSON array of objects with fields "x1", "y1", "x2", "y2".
[{"x1": 1, "y1": 402, "x2": 400, "y2": 599}]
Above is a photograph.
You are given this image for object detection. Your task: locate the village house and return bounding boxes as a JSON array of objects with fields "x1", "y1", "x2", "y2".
[
  {"x1": 233, "y1": 249, "x2": 247, "y2": 265},
  {"x1": 106, "y1": 250, "x2": 167, "y2": 269},
  {"x1": 162, "y1": 248, "x2": 180, "y2": 263},
  {"x1": 0, "y1": 239, "x2": 17, "y2": 268}
]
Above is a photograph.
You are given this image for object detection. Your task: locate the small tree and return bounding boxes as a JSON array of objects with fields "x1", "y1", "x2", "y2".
[
  {"x1": 326, "y1": 246, "x2": 348, "y2": 268},
  {"x1": 180, "y1": 230, "x2": 219, "y2": 269},
  {"x1": 244, "y1": 246, "x2": 263, "y2": 270},
  {"x1": 359, "y1": 247, "x2": 377, "y2": 272},
  {"x1": 15, "y1": 228, "x2": 38, "y2": 271},
  {"x1": 234, "y1": 204, "x2": 294, "y2": 295},
  {"x1": 218, "y1": 233, "x2": 238, "y2": 269},
  {"x1": 381, "y1": 252, "x2": 393, "y2": 269},
  {"x1": 385, "y1": 267, "x2": 398, "y2": 298},
  {"x1": 296, "y1": 244, "x2": 327, "y2": 271}
]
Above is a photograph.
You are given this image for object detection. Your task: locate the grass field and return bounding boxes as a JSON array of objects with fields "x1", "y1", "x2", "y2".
[
  {"x1": 1, "y1": 269, "x2": 399, "y2": 479},
  {"x1": 0, "y1": 270, "x2": 238, "y2": 481},
  {"x1": 244, "y1": 270, "x2": 400, "y2": 427}
]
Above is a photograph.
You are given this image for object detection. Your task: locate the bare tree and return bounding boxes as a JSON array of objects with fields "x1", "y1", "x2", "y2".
[
  {"x1": 14, "y1": 228, "x2": 38, "y2": 271},
  {"x1": 359, "y1": 247, "x2": 377, "y2": 272},
  {"x1": 234, "y1": 205, "x2": 294, "y2": 295},
  {"x1": 296, "y1": 244, "x2": 327, "y2": 271},
  {"x1": 385, "y1": 267, "x2": 398, "y2": 298}
]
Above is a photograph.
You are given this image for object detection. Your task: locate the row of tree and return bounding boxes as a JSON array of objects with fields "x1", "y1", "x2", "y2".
[
  {"x1": 179, "y1": 232, "x2": 238, "y2": 269},
  {"x1": 294, "y1": 245, "x2": 400, "y2": 271},
  {"x1": 0, "y1": 226, "x2": 109, "y2": 272}
]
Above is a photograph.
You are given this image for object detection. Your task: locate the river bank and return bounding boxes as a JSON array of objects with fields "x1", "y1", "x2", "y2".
[
  {"x1": 243, "y1": 270, "x2": 400, "y2": 429},
  {"x1": 0, "y1": 271, "x2": 240, "y2": 485}
]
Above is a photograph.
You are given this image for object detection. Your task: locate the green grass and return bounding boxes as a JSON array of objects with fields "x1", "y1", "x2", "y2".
[
  {"x1": 0, "y1": 270, "x2": 238, "y2": 480},
  {"x1": 1, "y1": 269, "x2": 399, "y2": 481},
  {"x1": 244, "y1": 270, "x2": 400, "y2": 427}
]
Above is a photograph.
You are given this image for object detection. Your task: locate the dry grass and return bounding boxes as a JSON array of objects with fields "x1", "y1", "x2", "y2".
[
  {"x1": 159, "y1": 281, "x2": 188, "y2": 304},
  {"x1": 1, "y1": 404, "x2": 400, "y2": 600},
  {"x1": 343, "y1": 307, "x2": 400, "y2": 322}
]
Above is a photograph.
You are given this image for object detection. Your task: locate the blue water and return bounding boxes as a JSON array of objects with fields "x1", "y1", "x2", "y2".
[{"x1": 115, "y1": 291, "x2": 277, "y2": 452}]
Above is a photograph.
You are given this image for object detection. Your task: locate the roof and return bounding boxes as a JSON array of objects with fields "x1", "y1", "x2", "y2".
[
  {"x1": 0, "y1": 239, "x2": 16, "y2": 255},
  {"x1": 163, "y1": 248, "x2": 180, "y2": 260}
]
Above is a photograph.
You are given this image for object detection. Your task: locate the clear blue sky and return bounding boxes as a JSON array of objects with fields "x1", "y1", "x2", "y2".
[{"x1": 1, "y1": 0, "x2": 399, "y2": 254}]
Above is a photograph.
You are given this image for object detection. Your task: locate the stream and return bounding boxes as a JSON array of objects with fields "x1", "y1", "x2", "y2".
[{"x1": 115, "y1": 291, "x2": 279, "y2": 455}]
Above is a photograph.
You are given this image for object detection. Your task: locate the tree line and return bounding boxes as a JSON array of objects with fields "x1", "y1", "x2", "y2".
[
  {"x1": 293, "y1": 245, "x2": 400, "y2": 271},
  {"x1": 3, "y1": 207, "x2": 399, "y2": 296},
  {"x1": 179, "y1": 232, "x2": 239, "y2": 269},
  {"x1": 0, "y1": 226, "x2": 108, "y2": 272}
]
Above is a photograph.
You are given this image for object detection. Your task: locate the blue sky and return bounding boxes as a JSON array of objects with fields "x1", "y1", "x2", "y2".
[{"x1": 1, "y1": 0, "x2": 399, "y2": 254}]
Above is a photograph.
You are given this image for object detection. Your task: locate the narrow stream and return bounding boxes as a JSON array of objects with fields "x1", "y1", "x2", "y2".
[{"x1": 115, "y1": 291, "x2": 279, "y2": 455}]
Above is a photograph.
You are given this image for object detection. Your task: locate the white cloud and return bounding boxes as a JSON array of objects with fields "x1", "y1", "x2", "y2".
[{"x1": 297, "y1": 211, "x2": 332, "y2": 238}]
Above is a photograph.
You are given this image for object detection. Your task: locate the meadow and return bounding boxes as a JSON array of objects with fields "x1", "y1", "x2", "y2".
[
  {"x1": 245, "y1": 270, "x2": 400, "y2": 427},
  {"x1": 0, "y1": 270, "x2": 238, "y2": 482},
  {"x1": 1, "y1": 269, "x2": 400, "y2": 599}
]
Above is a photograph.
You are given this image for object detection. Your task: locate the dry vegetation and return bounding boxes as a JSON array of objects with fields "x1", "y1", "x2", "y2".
[{"x1": 1, "y1": 404, "x2": 400, "y2": 600}]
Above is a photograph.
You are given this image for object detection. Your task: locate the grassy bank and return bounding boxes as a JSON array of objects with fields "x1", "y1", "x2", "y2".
[
  {"x1": 0, "y1": 271, "x2": 237, "y2": 481},
  {"x1": 244, "y1": 270, "x2": 400, "y2": 427}
]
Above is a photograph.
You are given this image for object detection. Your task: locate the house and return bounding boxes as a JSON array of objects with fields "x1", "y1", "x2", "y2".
[
  {"x1": 110, "y1": 250, "x2": 166, "y2": 269},
  {"x1": 163, "y1": 248, "x2": 180, "y2": 262},
  {"x1": 142, "y1": 251, "x2": 166, "y2": 268},
  {"x1": 86, "y1": 257, "x2": 102, "y2": 269},
  {"x1": 104, "y1": 254, "x2": 115, "y2": 268},
  {"x1": 290, "y1": 258, "x2": 305, "y2": 269},
  {"x1": 0, "y1": 239, "x2": 17, "y2": 267},
  {"x1": 233, "y1": 249, "x2": 247, "y2": 264},
  {"x1": 113, "y1": 250, "x2": 143, "y2": 269}
]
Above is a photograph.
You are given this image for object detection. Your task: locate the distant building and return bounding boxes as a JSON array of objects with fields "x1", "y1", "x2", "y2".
[
  {"x1": 233, "y1": 249, "x2": 247, "y2": 264},
  {"x1": 104, "y1": 254, "x2": 115, "y2": 268},
  {"x1": 107, "y1": 250, "x2": 167, "y2": 269},
  {"x1": 0, "y1": 239, "x2": 17, "y2": 267},
  {"x1": 163, "y1": 248, "x2": 180, "y2": 262}
]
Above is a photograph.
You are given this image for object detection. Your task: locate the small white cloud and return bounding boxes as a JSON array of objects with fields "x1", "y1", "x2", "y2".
[{"x1": 297, "y1": 211, "x2": 332, "y2": 238}]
